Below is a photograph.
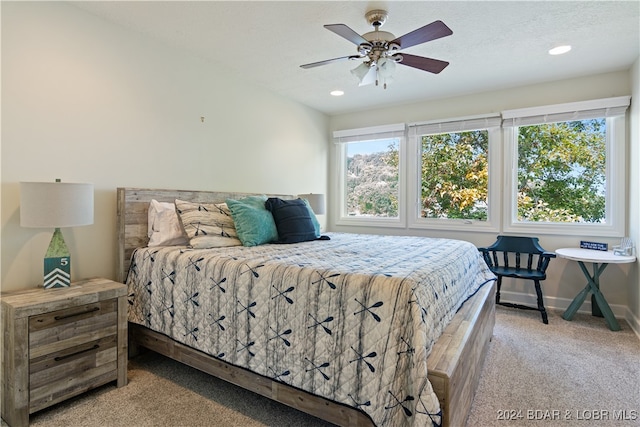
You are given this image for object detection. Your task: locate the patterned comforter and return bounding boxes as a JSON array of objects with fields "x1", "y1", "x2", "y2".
[{"x1": 126, "y1": 232, "x2": 495, "y2": 427}]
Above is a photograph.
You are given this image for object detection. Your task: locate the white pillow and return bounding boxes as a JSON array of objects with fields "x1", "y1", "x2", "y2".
[{"x1": 147, "y1": 199, "x2": 188, "y2": 246}]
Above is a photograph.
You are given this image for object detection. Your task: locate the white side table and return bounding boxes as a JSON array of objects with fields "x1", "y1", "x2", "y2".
[{"x1": 556, "y1": 248, "x2": 635, "y2": 331}]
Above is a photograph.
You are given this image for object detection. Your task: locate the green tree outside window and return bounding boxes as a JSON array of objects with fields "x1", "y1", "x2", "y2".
[
  {"x1": 346, "y1": 118, "x2": 606, "y2": 223},
  {"x1": 517, "y1": 119, "x2": 606, "y2": 223}
]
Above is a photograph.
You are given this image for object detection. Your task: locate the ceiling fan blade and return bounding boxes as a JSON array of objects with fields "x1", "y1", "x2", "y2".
[
  {"x1": 300, "y1": 55, "x2": 354, "y2": 69},
  {"x1": 324, "y1": 24, "x2": 369, "y2": 46},
  {"x1": 398, "y1": 53, "x2": 450, "y2": 74},
  {"x1": 391, "y1": 20, "x2": 453, "y2": 50}
]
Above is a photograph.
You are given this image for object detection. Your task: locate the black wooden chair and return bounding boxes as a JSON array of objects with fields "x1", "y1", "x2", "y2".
[{"x1": 478, "y1": 235, "x2": 556, "y2": 324}]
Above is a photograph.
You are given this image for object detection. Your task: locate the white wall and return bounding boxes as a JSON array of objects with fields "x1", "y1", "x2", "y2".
[
  {"x1": 1, "y1": 2, "x2": 329, "y2": 292},
  {"x1": 328, "y1": 70, "x2": 636, "y2": 323}
]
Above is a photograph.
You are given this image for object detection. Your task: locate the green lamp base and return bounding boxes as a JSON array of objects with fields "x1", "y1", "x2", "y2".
[{"x1": 43, "y1": 228, "x2": 71, "y2": 289}]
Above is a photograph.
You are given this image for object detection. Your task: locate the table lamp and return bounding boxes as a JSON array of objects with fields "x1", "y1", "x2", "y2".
[
  {"x1": 20, "y1": 179, "x2": 94, "y2": 288},
  {"x1": 298, "y1": 193, "x2": 325, "y2": 215}
]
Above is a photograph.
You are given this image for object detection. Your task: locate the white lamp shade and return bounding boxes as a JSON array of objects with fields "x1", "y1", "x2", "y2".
[
  {"x1": 298, "y1": 193, "x2": 325, "y2": 215},
  {"x1": 377, "y1": 57, "x2": 396, "y2": 79},
  {"x1": 20, "y1": 182, "x2": 94, "y2": 228},
  {"x1": 351, "y1": 62, "x2": 377, "y2": 87}
]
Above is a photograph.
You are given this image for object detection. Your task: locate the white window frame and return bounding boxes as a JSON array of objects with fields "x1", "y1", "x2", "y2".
[
  {"x1": 502, "y1": 96, "x2": 630, "y2": 237},
  {"x1": 407, "y1": 114, "x2": 501, "y2": 232},
  {"x1": 333, "y1": 123, "x2": 407, "y2": 228}
]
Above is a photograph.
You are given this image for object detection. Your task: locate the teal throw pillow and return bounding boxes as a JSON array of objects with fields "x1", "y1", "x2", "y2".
[{"x1": 226, "y1": 195, "x2": 278, "y2": 246}]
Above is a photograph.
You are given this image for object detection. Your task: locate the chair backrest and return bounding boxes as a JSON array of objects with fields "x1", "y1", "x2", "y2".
[{"x1": 480, "y1": 235, "x2": 555, "y2": 273}]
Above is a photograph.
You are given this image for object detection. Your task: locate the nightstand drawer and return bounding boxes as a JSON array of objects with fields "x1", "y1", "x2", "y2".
[
  {"x1": 28, "y1": 299, "x2": 118, "y2": 358},
  {"x1": 29, "y1": 334, "x2": 118, "y2": 413},
  {"x1": 27, "y1": 299, "x2": 120, "y2": 413}
]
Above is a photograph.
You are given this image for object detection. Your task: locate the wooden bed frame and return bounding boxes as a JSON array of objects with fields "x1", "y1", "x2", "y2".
[{"x1": 117, "y1": 187, "x2": 496, "y2": 427}]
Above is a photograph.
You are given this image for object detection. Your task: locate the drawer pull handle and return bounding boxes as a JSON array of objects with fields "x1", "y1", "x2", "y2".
[
  {"x1": 54, "y1": 306, "x2": 100, "y2": 321},
  {"x1": 54, "y1": 344, "x2": 100, "y2": 362}
]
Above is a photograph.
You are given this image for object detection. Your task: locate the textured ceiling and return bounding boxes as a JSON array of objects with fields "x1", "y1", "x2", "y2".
[{"x1": 72, "y1": 1, "x2": 640, "y2": 116}]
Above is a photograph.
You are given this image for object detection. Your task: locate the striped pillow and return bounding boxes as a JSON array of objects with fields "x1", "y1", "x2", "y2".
[{"x1": 175, "y1": 199, "x2": 242, "y2": 248}]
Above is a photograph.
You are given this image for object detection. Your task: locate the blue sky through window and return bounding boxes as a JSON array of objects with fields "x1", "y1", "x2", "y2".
[{"x1": 347, "y1": 138, "x2": 399, "y2": 156}]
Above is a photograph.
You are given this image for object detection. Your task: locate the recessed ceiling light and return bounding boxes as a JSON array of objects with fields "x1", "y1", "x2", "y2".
[
  {"x1": 549, "y1": 45, "x2": 572, "y2": 55},
  {"x1": 330, "y1": 90, "x2": 344, "y2": 96}
]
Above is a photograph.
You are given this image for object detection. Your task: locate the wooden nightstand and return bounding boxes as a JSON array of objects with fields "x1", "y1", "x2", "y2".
[{"x1": 1, "y1": 278, "x2": 128, "y2": 427}]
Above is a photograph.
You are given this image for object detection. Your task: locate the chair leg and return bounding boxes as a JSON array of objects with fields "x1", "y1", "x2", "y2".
[
  {"x1": 534, "y1": 280, "x2": 548, "y2": 324},
  {"x1": 495, "y1": 276, "x2": 502, "y2": 304}
]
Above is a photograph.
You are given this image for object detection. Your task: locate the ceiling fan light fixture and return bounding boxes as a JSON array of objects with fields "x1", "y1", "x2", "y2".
[
  {"x1": 351, "y1": 62, "x2": 372, "y2": 81},
  {"x1": 377, "y1": 57, "x2": 395, "y2": 77},
  {"x1": 376, "y1": 57, "x2": 395, "y2": 89}
]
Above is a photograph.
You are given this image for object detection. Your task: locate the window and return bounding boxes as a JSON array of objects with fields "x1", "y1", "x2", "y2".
[
  {"x1": 516, "y1": 119, "x2": 606, "y2": 223},
  {"x1": 407, "y1": 115, "x2": 501, "y2": 231},
  {"x1": 331, "y1": 97, "x2": 629, "y2": 236},
  {"x1": 420, "y1": 130, "x2": 489, "y2": 220},
  {"x1": 503, "y1": 96, "x2": 630, "y2": 236},
  {"x1": 346, "y1": 138, "x2": 399, "y2": 218},
  {"x1": 334, "y1": 124, "x2": 405, "y2": 227}
]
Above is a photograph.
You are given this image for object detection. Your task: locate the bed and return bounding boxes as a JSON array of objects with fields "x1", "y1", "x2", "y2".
[{"x1": 117, "y1": 187, "x2": 496, "y2": 427}]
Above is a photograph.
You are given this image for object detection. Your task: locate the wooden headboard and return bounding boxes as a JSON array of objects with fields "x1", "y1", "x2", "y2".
[{"x1": 116, "y1": 187, "x2": 292, "y2": 283}]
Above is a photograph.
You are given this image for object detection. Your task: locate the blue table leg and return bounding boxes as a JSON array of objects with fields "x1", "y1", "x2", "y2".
[
  {"x1": 562, "y1": 261, "x2": 620, "y2": 331},
  {"x1": 562, "y1": 284, "x2": 590, "y2": 321},
  {"x1": 588, "y1": 262, "x2": 605, "y2": 318}
]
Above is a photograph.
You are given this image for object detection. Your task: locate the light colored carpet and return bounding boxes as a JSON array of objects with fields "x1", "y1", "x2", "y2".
[
  {"x1": 4, "y1": 307, "x2": 639, "y2": 427},
  {"x1": 466, "y1": 307, "x2": 639, "y2": 427}
]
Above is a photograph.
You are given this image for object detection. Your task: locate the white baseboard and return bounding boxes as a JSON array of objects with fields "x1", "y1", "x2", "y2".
[
  {"x1": 624, "y1": 308, "x2": 640, "y2": 340},
  {"x1": 499, "y1": 290, "x2": 640, "y2": 339}
]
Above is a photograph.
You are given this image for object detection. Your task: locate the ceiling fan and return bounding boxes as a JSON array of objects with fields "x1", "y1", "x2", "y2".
[{"x1": 301, "y1": 10, "x2": 453, "y2": 89}]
